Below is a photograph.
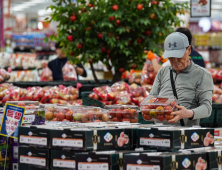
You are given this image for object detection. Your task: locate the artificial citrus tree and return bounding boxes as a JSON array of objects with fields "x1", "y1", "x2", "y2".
[{"x1": 46, "y1": 0, "x2": 188, "y2": 83}]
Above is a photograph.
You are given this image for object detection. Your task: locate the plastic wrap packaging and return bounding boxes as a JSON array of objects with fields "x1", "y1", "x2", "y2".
[
  {"x1": 40, "y1": 67, "x2": 53, "y2": 82},
  {"x1": 62, "y1": 62, "x2": 77, "y2": 81},
  {"x1": 141, "y1": 60, "x2": 156, "y2": 85}
]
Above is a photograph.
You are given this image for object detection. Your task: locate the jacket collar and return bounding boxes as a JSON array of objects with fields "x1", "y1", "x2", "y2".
[{"x1": 170, "y1": 59, "x2": 193, "y2": 73}]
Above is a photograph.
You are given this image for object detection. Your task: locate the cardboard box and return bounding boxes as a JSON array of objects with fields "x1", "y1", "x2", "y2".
[
  {"x1": 51, "y1": 150, "x2": 76, "y2": 170},
  {"x1": 75, "y1": 150, "x2": 156, "y2": 170},
  {"x1": 76, "y1": 151, "x2": 119, "y2": 170},
  {"x1": 18, "y1": 125, "x2": 51, "y2": 148},
  {"x1": 50, "y1": 127, "x2": 133, "y2": 151},
  {"x1": 124, "y1": 151, "x2": 207, "y2": 170},
  {"x1": 137, "y1": 127, "x2": 214, "y2": 150},
  {"x1": 11, "y1": 161, "x2": 18, "y2": 170},
  {"x1": 18, "y1": 146, "x2": 50, "y2": 170},
  {"x1": 10, "y1": 138, "x2": 18, "y2": 162}
]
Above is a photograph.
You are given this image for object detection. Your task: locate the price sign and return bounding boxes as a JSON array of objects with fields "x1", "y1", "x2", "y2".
[
  {"x1": 0, "y1": 104, "x2": 25, "y2": 139},
  {"x1": 191, "y1": 0, "x2": 211, "y2": 17}
]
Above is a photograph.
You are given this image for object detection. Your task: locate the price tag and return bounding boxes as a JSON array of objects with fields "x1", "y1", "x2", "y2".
[
  {"x1": 78, "y1": 162, "x2": 108, "y2": 170},
  {"x1": 23, "y1": 115, "x2": 35, "y2": 124},
  {"x1": 127, "y1": 164, "x2": 160, "y2": 170},
  {"x1": 140, "y1": 137, "x2": 170, "y2": 147},
  {"x1": 13, "y1": 146, "x2": 18, "y2": 159},
  {"x1": 52, "y1": 138, "x2": 83, "y2": 148},
  {"x1": 20, "y1": 155, "x2": 46, "y2": 167},
  {"x1": 53, "y1": 159, "x2": 75, "y2": 168},
  {"x1": 19, "y1": 135, "x2": 47, "y2": 146}
]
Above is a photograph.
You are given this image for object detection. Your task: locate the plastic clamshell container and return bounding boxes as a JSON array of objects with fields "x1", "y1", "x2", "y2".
[
  {"x1": 140, "y1": 95, "x2": 177, "y2": 121},
  {"x1": 45, "y1": 105, "x2": 109, "y2": 123},
  {"x1": 72, "y1": 107, "x2": 109, "y2": 123},
  {"x1": 5, "y1": 101, "x2": 39, "y2": 110},
  {"x1": 105, "y1": 105, "x2": 139, "y2": 123},
  {"x1": 45, "y1": 105, "x2": 73, "y2": 122}
]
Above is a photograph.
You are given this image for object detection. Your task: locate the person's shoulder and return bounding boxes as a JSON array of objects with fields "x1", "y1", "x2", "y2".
[
  {"x1": 191, "y1": 48, "x2": 202, "y2": 57},
  {"x1": 48, "y1": 58, "x2": 58, "y2": 65},
  {"x1": 159, "y1": 64, "x2": 171, "y2": 75},
  {"x1": 193, "y1": 63, "x2": 211, "y2": 76}
]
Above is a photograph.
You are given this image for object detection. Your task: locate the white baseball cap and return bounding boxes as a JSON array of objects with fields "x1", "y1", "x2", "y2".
[{"x1": 163, "y1": 32, "x2": 189, "y2": 59}]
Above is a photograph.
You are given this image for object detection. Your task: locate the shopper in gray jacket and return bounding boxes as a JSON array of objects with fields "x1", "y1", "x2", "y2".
[{"x1": 150, "y1": 32, "x2": 214, "y2": 127}]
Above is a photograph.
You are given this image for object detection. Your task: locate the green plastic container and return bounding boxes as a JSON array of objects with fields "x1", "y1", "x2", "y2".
[
  {"x1": 200, "y1": 105, "x2": 216, "y2": 124},
  {"x1": 82, "y1": 91, "x2": 105, "y2": 108},
  {"x1": 214, "y1": 103, "x2": 222, "y2": 124}
]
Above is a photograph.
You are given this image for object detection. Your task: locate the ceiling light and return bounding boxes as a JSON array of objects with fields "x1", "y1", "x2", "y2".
[
  {"x1": 12, "y1": 0, "x2": 52, "y2": 12},
  {"x1": 38, "y1": 22, "x2": 43, "y2": 30}
]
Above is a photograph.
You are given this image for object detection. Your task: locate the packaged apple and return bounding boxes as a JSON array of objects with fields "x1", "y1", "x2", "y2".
[
  {"x1": 105, "y1": 105, "x2": 139, "y2": 123},
  {"x1": 140, "y1": 95, "x2": 178, "y2": 122},
  {"x1": 72, "y1": 107, "x2": 110, "y2": 123},
  {"x1": 111, "y1": 81, "x2": 129, "y2": 92},
  {"x1": 45, "y1": 106, "x2": 74, "y2": 122},
  {"x1": 5, "y1": 101, "x2": 39, "y2": 110},
  {"x1": 62, "y1": 62, "x2": 77, "y2": 81}
]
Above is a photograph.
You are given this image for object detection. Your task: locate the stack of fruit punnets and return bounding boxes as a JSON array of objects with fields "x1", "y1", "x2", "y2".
[
  {"x1": 105, "y1": 105, "x2": 139, "y2": 123},
  {"x1": 45, "y1": 105, "x2": 110, "y2": 123},
  {"x1": 89, "y1": 82, "x2": 149, "y2": 106},
  {"x1": 140, "y1": 95, "x2": 177, "y2": 122},
  {"x1": 0, "y1": 83, "x2": 80, "y2": 105}
]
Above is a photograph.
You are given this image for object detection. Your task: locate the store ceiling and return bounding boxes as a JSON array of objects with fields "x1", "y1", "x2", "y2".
[{"x1": 4, "y1": 0, "x2": 222, "y2": 17}]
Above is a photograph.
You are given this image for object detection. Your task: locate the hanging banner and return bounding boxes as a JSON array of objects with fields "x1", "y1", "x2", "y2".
[
  {"x1": 0, "y1": 104, "x2": 25, "y2": 139},
  {"x1": 191, "y1": 0, "x2": 211, "y2": 17}
]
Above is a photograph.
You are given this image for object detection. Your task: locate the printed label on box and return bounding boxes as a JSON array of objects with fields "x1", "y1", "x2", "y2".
[
  {"x1": 13, "y1": 146, "x2": 18, "y2": 159},
  {"x1": 149, "y1": 97, "x2": 168, "y2": 104},
  {"x1": 182, "y1": 158, "x2": 191, "y2": 169},
  {"x1": 12, "y1": 163, "x2": 18, "y2": 170},
  {"x1": 127, "y1": 164, "x2": 160, "y2": 170},
  {"x1": 20, "y1": 155, "x2": 46, "y2": 167},
  {"x1": 52, "y1": 138, "x2": 83, "y2": 148},
  {"x1": 191, "y1": 132, "x2": 199, "y2": 142},
  {"x1": 23, "y1": 115, "x2": 35, "y2": 124},
  {"x1": 19, "y1": 135, "x2": 47, "y2": 146},
  {"x1": 104, "y1": 132, "x2": 113, "y2": 142},
  {"x1": 53, "y1": 159, "x2": 75, "y2": 168},
  {"x1": 140, "y1": 137, "x2": 170, "y2": 147},
  {"x1": 78, "y1": 162, "x2": 108, "y2": 170}
]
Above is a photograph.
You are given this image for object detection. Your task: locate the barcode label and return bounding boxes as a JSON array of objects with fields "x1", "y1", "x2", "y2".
[
  {"x1": 20, "y1": 155, "x2": 46, "y2": 167},
  {"x1": 127, "y1": 164, "x2": 160, "y2": 170},
  {"x1": 53, "y1": 159, "x2": 75, "y2": 168},
  {"x1": 78, "y1": 162, "x2": 108, "y2": 170},
  {"x1": 140, "y1": 138, "x2": 170, "y2": 147},
  {"x1": 19, "y1": 135, "x2": 47, "y2": 146},
  {"x1": 23, "y1": 115, "x2": 35, "y2": 124},
  {"x1": 53, "y1": 138, "x2": 83, "y2": 148}
]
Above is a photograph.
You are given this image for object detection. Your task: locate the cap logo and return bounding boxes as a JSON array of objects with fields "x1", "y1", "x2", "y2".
[{"x1": 169, "y1": 42, "x2": 177, "y2": 48}]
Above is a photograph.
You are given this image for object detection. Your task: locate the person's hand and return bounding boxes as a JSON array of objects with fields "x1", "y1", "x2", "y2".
[
  {"x1": 147, "y1": 51, "x2": 156, "y2": 61},
  {"x1": 168, "y1": 105, "x2": 193, "y2": 123},
  {"x1": 160, "y1": 56, "x2": 168, "y2": 63}
]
